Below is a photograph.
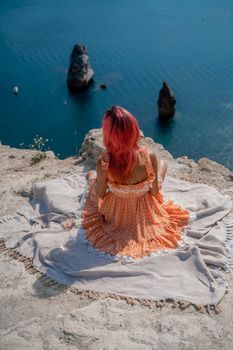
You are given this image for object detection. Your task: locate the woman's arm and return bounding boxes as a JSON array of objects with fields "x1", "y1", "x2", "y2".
[
  {"x1": 95, "y1": 155, "x2": 108, "y2": 198},
  {"x1": 149, "y1": 152, "x2": 159, "y2": 196}
]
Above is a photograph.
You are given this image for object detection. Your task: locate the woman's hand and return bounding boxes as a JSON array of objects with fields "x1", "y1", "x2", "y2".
[
  {"x1": 86, "y1": 170, "x2": 96, "y2": 183},
  {"x1": 62, "y1": 218, "x2": 75, "y2": 230}
]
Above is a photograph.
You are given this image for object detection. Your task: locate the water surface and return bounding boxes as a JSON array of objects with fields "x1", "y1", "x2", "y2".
[{"x1": 0, "y1": 0, "x2": 233, "y2": 169}]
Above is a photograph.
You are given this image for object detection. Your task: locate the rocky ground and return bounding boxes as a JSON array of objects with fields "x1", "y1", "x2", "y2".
[{"x1": 1, "y1": 129, "x2": 233, "y2": 350}]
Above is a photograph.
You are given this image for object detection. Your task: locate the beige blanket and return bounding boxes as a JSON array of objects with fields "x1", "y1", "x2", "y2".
[{"x1": 0, "y1": 172, "x2": 233, "y2": 306}]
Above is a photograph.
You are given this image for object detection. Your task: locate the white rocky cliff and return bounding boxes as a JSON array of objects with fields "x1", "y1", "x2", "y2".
[{"x1": 1, "y1": 129, "x2": 233, "y2": 350}]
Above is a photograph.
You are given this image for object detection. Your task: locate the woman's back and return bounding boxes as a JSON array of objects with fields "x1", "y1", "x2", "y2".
[
  {"x1": 107, "y1": 148, "x2": 150, "y2": 186},
  {"x1": 104, "y1": 147, "x2": 159, "y2": 198},
  {"x1": 81, "y1": 106, "x2": 189, "y2": 259},
  {"x1": 82, "y1": 146, "x2": 189, "y2": 259}
]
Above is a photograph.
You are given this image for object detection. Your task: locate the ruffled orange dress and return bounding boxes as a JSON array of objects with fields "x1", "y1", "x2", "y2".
[{"x1": 81, "y1": 147, "x2": 189, "y2": 259}]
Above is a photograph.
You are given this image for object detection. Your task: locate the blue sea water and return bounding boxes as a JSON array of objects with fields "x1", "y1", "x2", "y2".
[{"x1": 0, "y1": 0, "x2": 233, "y2": 169}]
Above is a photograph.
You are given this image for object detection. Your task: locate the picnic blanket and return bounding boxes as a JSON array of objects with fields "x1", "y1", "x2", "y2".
[{"x1": 1, "y1": 171, "x2": 233, "y2": 307}]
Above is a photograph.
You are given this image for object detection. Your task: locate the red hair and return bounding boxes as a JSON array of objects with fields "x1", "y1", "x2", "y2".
[{"x1": 102, "y1": 106, "x2": 140, "y2": 180}]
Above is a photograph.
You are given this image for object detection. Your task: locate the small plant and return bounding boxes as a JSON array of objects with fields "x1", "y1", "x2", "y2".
[
  {"x1": 30, "y1": 151, "x2": 47, "y2": 164},
  {"x1": 19, "y1": 135, "x2": 52, "y2": 165},
  {"x1": 30, "y1": 135, "x2": 50, "y2": 165}
]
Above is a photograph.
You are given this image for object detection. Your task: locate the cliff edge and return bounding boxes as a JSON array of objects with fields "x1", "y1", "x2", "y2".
[
  {"x1": 1, "y1": 128, "x2": 233, "y2": 216},
  {"x1": 1, "y1": 129, "x2": 233, "y2": 350}
]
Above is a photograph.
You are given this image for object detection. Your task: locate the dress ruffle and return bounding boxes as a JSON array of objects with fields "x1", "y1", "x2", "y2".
[{"x1": 81, "y1": 148, "x2": 190, "y2": 259}]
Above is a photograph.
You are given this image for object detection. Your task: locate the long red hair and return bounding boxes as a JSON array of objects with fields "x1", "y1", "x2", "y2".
[{"x1": 102, "y1": 106, "x2": 140, "y2": 180}]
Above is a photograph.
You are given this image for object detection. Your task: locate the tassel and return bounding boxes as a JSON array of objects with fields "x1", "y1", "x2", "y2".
[
  {"x1": 179, "y1": 301, "x2": 190, "y2": 310},
  {"x1": 214, "y1": 305, "x2": 222, "y2": 314},
  {"x1": 0, "y1": 236, "x2": 227, "y2": 313}
]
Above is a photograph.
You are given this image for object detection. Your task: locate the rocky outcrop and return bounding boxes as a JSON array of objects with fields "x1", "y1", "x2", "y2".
[
  {"x1": 157, "y1": 81, "x2": 176, "y2": 118},
  {"x1": 1, "y1": 129, "x2": 233, "y2": 218},
  {"x1": 67, "y1": 44, "x2": 94, "y2": 90},
  {"x1": 0, "y1": 145, "x2": 76, "y2": 216},
  {"x1": 74, "y1": 129, "x2": 233, "y2": 197},
  {"x1": 78, "y1": 129, "x2": 233, "y2": 196},
  {"x1": 77, "y1": 129, "x2": 175, "y2": 168},
  {"x1": 1, "y1": 130, "x2": 233, "y2": 349}
]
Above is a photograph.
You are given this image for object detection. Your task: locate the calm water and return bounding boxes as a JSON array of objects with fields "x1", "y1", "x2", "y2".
[{"x1": 1, "y1": 0, "x2": 233, "y2": 169}]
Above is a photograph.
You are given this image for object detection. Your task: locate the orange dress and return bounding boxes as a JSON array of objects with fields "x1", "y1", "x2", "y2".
[{"x1": 81, "y1": 147, "x2": 190, "y2": 259}]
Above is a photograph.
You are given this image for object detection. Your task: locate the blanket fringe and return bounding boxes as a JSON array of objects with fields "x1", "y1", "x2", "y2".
[
  {"x1": 223, "y1": 219, "x2": 233, "y2": 271},
  {"x1": 0, "y1": 204, "x2": 30, "y2": 224},
  {"x1": 0, "y1": 214, "x2": 15, "y2": 224},
  {"x1": 0, "y1": 238, "x2": 222, "y2": 314}
]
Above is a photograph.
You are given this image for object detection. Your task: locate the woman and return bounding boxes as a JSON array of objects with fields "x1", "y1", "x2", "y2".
[{"x1": 64, "y1": 106, "x2": 189, "y2": 259}]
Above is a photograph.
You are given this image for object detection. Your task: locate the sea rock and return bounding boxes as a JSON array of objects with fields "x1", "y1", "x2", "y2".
[
  {"x1": 67, "y1": 44, "x2": 94, "y2": 90},
  {"x1": 100, "y1": 84, "x2": 107, "y2": 89},
  {"x1": 13, "y1": 86, "x2": 19, "y2": 94},
  {"x1": 157, "y1": 81, "x2": 176, "y2": 118}
]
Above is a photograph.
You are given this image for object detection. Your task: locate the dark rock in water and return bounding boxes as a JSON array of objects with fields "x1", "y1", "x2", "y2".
[
  {"x1": 67, "y1": 44, "x2": 94, "y2": 90},
  {"x1": 100, "y1": 84, "x2": 107, "y2": 89},
  {"x1": 157, "y1": 81, "x2": 176, "y2": 118}
]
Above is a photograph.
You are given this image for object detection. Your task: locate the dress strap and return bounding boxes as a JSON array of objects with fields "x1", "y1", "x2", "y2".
[{"x1": 138, "y1": 147, "x2": 156, "y2": 182}]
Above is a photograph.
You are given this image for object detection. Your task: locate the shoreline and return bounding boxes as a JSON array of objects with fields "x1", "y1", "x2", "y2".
[
  {"x1": 1, "y1": 129, "x2": 233, "y2": 217},
  {"x1": 2, "y1": 132, "x2": 233, "y2": 173}
]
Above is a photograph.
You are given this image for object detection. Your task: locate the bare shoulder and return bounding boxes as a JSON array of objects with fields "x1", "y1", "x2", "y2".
[
  {"x1": 96, "y1": 157, "x2": 102, "y2": 168},
  {"x1": 98, "y1": 151, "x2": 109, "y2": 162},
  {"x1": 96, "y1": 152, "x2": 109, "y2": 172}
]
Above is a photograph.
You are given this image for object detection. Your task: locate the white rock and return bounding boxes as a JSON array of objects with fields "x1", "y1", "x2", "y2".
[{"x1": 13, "y1": 86, "x2": 19, "y2": 94}]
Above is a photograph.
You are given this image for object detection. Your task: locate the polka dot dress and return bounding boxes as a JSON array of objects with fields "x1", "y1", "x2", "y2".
[{"x1": 81, "y1": 147, "x2": 189, "y2": 259}]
